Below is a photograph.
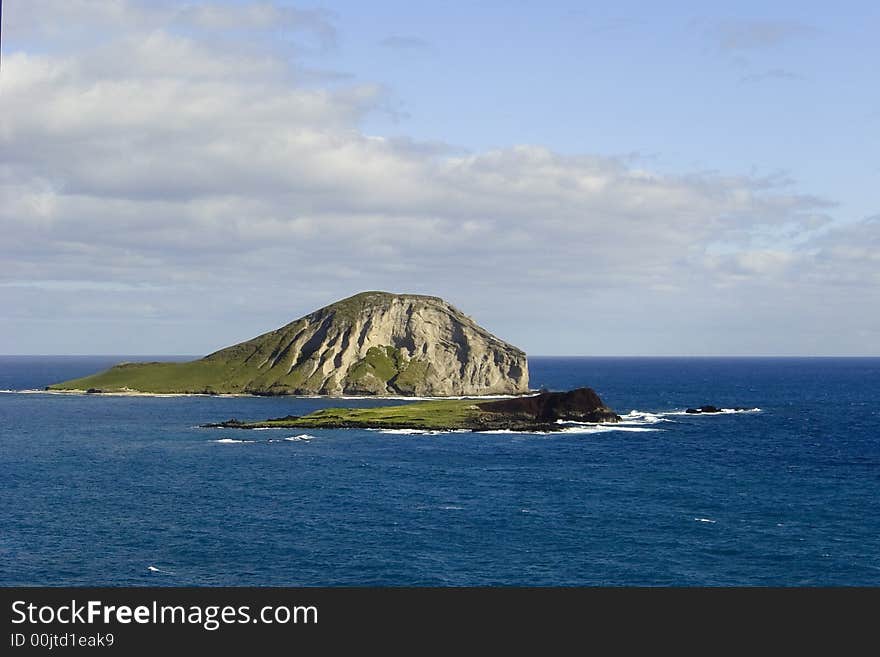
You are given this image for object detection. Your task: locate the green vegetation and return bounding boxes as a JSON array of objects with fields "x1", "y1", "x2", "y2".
[
  {"x1": 46, "y1": 343, "x2": 435, "y2": 395},
  {"x1": 346, "y1": 346, "x2": 402, "y2": 384},
  {"x1": 203, "y1": 388, "x2": 617, "y2": 432},
  {"x1": 47, "y1": 360, "x2": 249, "y2": 394},
  {"x1": 325, "y1": 291, "x2": 387, "y2": 323},
  {"x1": 214, "y1": 399, "x2": 483, "y2": 430},
  {"x1": 392, "y1": 359, "x2": 431, "y2": 394},
  {"x1": 343, "y1": 345, "x2": 431, "y2": 394},
  {"x1": 47, "y1": 343, "x2": 434, "y2": 395}
]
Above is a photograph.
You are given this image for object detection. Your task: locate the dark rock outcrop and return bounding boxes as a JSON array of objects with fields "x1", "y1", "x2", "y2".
[
  {"x1": 477, "y1": 388, "x2": 620, "y2": 424},
  {"x1": 686, "y1": 405, "x2": 747, "y2": 414}
]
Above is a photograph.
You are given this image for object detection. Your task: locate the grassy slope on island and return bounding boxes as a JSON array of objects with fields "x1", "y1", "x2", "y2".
[
  {"x1": 46, "y1": 358, "x2": 256, "y2": 394},
  {"x1": 219, "y1": 400, "x2": 481, "y2": 430},
  {"x1": 205, "y1": 388, "x2": 621, "y2": 431},
  {"x1": 45, "y1": 348, "x2": 440, "y2": 395}
]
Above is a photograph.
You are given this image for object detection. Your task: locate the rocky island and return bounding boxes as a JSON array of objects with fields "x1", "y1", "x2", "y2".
[
  {"x1": 47, "y1": 291, "x2": 529, "y2": 396},
  {"x1": 685, "y1": 405, "x2": 749, "y2": 414},
  {"x1": 203, "y1": 388, "x2": 621, "y2": 432}
]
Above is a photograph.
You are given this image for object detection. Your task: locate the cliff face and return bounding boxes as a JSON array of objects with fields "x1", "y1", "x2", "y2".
[
  {"x1": 476, "y1": 388, "x2": 619, "y2": 423},
  {"x1": 49, "y1": 291, "x2": 529, "y2": 396}
]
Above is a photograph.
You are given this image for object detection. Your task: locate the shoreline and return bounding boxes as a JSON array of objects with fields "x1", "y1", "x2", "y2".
[
  {"x1": 3, "y1": 388, "x2": 538, "y2": 401},
  {"x1": 201, "y1": 417, "x2": 577, "y2": 433}
]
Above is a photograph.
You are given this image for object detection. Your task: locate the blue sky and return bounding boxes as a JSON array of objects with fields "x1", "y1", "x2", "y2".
[
  {"x1": 331, "y1": 0, "x2": 879, "y2": 220},
  {"x1": 1, "y1": 1, "x2": 878, "y2": 355}
]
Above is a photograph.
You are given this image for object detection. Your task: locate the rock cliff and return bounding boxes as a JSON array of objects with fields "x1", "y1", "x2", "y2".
[{"x1": 49, "y1": 291, "x2": 529, "y2": 396}]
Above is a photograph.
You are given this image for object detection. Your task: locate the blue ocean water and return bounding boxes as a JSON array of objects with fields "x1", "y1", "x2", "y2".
[{"x1": 1, "y1": 356, "x2": 878, "y2": 586}]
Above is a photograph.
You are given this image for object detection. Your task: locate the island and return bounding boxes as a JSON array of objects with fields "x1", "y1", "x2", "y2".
[
  {"x1": 47, "y1": 291, "x2": 529, "y2": 397},
  {"x1": 202, "y1": 388, "x2": 621, "y2": 432}
]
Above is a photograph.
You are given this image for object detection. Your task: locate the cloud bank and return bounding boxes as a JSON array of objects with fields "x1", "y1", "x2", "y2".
[{"x1": 1, "y1": 1, "x2": 876, "y2": 355}]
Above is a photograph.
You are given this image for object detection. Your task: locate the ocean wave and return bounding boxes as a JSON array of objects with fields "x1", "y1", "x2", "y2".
[
  {"x1": 147, "y1": 565, "x2": 174, "y2": 574},
  {"x1": 481, "y1": 424, "x2": 660, "y2": 435},
  {"x1": 284, "y1": 434, "x2": 314, "y2": 441},
  {"x1": 213, "y1": 438, "x2": 255, "y2": 444},
  {"x1": 2, "y1": 387, "x2": 546, "y2": 404},
  {"x1": 1, "y1": 389, "x2": 541, "y2": 402},
  {"x1": 619, "y1": 410, "x2": 673, "y2": 424},
  {"x1": 375, "y1": 428, "x2": 431, "y2": 435},
  {"x1": 555, "y1": 415, "x2": 664, "y2": 433},
  {"x1": 320, "y1": 393, "x2": 535, "y2": 401},
  {"x1": 665, "y1": 408, "x2": 762, "y2": 416},
  {"x1": 6, "y1": 389, "x2": 251, "y2": 397},
  {"x1": 1, "y1": 388, "x2": 74, "y2": 395},
  {"x1": 616, "y1": 408, "x2": 762, "y2": 422},
  {"x1": 556, "y1": 412, "x2": 671, "y2": 430},
  {"x1": 557, "y1": 425, "x2": 660, "y2": 434},
  {"x1": 375, "y1": 428, "x2": 469, "y2": 435}
]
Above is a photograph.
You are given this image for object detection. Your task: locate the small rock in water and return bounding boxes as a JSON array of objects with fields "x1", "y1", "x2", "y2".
[
  {"x1": 686, "y1": 405, "x2": 748, "y2": 414},
  {"x1": 686, "y1": 405, "x2": 722, "y2": 414}
]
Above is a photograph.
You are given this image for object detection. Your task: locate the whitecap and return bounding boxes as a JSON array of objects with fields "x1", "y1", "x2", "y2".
[
  {"x1": 284, "y1": 434, "x2": 314, "y2": 441},
  {"x1": 694, "y1": 518, "x2": 717, "y2": 523},
  {"x1": 147, "y1": 565, "x2": 174, "y2": 574},
  {"x1": 376, "y1": 428, "x2": 468, "y2": 435},
  {"x1": 377, "y1": 428, "x2": 431, "y2": 435},
  {"x1": 557, "y1": 425, "x2": 660, "y2": 435},
  {"x1": 2, "y1": 388, "x2": 65, "y2": 394},
  {"x1": 480, "y1": 424, "x2": 660, "y2": 435},
  {"x1": 666, "y1": 408, "x2": 761, "y2": 416},
  {"x1": 213, "y1": 438, "x2": 255, "y2": 444},
  {"x1": 479, "y1": 429, "x2": 522, "y2": 434},
  {"x1": 29, "y1": 389, "x2": 249, "y2": 398},
  {"x1": 348, "y1": 391, "x2": 544, "y2": 400},
  {"x1": 619, "y1": 410, "x2": 673, "y2": 424},
  {"x1": 557, "y1": 412, "x2": 671, "y2": 429}
]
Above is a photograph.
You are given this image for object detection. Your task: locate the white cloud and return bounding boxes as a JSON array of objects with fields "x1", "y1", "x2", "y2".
[
  {"x1": 707, "y1": 19, "x2": 819, "y2": 52},
  {"x1": 0, "y1": 1, "x2": 875, "y2": 354}
]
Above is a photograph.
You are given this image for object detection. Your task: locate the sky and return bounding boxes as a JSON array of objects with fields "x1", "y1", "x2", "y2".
[{"x1": 1, "y1": 0, "x2": 878, "y2": 356}]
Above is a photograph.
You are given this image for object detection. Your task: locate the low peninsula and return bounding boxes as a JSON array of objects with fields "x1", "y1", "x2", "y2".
[{"x1": 202, "y1": 388, "x2": 621, "y2": 432}]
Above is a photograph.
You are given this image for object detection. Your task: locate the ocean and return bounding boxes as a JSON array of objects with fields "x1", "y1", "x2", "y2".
[{"x1": 1, "y1": 356, "x2": 878, "y2": 586}]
